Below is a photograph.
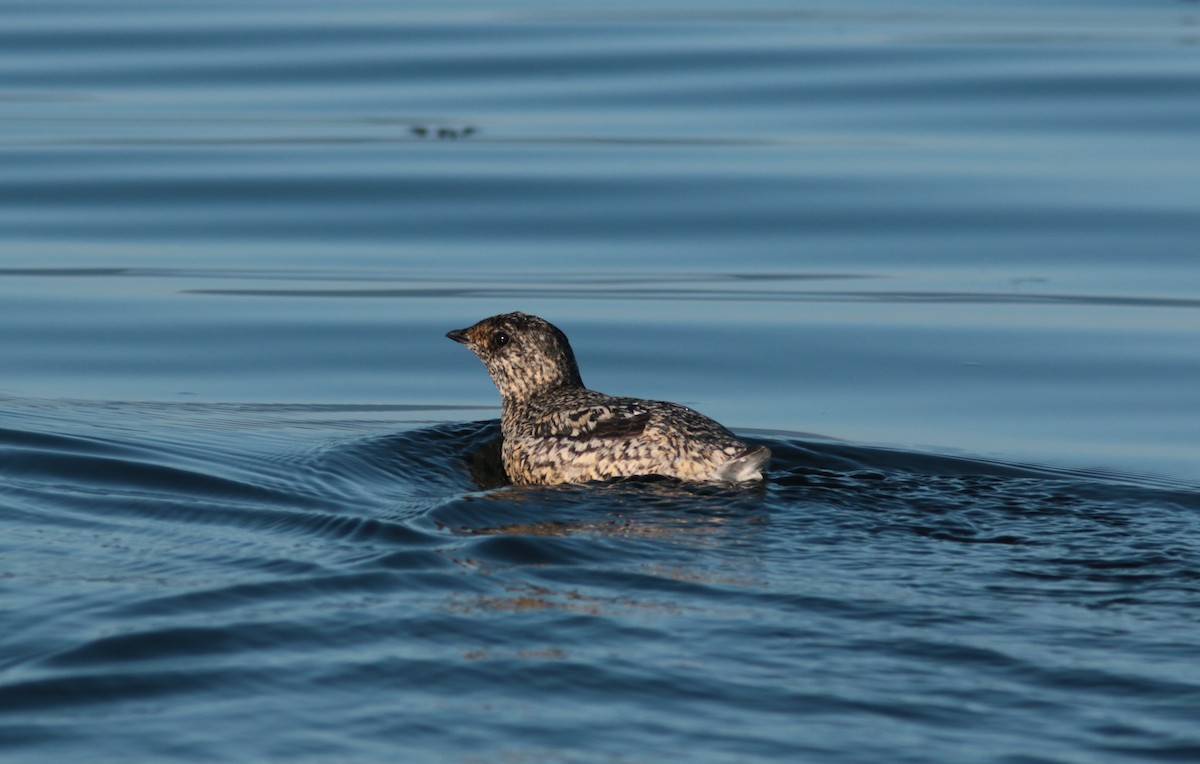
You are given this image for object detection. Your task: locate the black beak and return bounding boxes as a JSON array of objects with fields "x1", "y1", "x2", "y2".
[{"x1": 446, "y1": 328, "x2": 470, "y2": 345}]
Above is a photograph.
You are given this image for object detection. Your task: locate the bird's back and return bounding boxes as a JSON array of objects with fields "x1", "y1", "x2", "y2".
[{"x1": 502, "y1": 387, "x2": 768, "y2": 485}]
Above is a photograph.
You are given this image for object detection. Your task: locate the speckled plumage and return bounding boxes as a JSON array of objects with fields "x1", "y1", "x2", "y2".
[{"x1": 447, "y1": 312, "x2": 770, "y2": 486}]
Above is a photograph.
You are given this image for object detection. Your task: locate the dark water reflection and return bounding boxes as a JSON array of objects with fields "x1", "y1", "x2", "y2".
[{"x1": 4, "y1": 401, "x2": 1198, "y2": 762}]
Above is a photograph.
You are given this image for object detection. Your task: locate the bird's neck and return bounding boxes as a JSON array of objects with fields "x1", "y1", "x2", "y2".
[{"x1": 491, "y1": 359, "x2": 583, "y2": 406}]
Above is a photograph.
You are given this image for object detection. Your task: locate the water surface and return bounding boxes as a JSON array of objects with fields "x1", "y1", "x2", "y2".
[{"x1": 2, "y1": 1, "x2": 1199, "y2": 761}]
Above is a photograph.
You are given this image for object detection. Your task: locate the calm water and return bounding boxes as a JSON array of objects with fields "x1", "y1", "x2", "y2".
[{"x1": 2, "y1": 1, "x2": 1199, "y2": 762}]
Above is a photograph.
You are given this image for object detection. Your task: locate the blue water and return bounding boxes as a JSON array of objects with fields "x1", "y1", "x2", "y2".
[{"x1": 2, "y1": 1, "x2": 1199, "y2": 761}]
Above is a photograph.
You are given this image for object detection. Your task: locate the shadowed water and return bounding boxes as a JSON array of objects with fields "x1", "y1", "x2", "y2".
[
  {"x1": 2, "y1": 399, "x2": 1199, "y2": 762},
  {"x1": 3, "y1": 1, "x2": 1200, "y2": 762}
]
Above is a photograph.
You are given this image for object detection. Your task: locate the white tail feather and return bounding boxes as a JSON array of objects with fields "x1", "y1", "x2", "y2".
[{"x1": 711, "y1": 445, "x2": 771, "y2": 483}]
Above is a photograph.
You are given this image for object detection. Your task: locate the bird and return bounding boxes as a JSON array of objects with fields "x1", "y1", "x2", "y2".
[{"x1": 446, "y1": 312, "x2": 770, "y2": 486}]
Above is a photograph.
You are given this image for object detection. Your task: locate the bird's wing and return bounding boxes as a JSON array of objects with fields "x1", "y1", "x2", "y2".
[{"x1": 534, "y1": 401, "x2": 652, "y2": 441}]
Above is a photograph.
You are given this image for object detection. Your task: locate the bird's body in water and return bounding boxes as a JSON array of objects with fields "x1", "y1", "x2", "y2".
[{"x1": 447, "y1": 312, "x2": 770, "y2": 486}]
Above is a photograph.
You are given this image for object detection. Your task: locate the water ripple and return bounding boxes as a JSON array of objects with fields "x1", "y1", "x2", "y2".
[{"x1": 2, "y1": 402, "x2": 1198, "y2": 762}]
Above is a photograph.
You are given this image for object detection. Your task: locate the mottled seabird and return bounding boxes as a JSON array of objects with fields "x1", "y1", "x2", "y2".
[{"x1": 447, "y1": 312, "x2": 771, "y2": 486}]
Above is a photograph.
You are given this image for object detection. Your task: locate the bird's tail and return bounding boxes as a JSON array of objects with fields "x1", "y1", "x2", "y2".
[{"x1": 711, "y1": 445, "x2": 771, "y2": 483}]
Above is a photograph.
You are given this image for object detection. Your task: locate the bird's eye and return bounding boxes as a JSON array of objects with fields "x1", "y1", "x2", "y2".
[{"x1": 494, "y1": 332, "x2": 510, "y2": 347}]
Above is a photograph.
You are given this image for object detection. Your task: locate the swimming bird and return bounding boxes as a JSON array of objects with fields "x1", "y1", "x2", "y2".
[{"x1": 447, "y1": 312, "x2": 770, "y2": 486}]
